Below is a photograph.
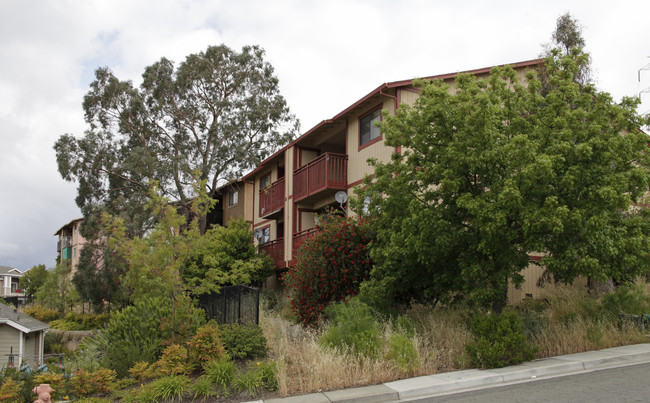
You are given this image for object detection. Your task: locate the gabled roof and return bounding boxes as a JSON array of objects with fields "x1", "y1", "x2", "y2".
[
  {"x1": 0, "y1": 303, "x2": 49, "y2": 333},
  {"x1": 54, "y1": 218, "x2": 83, "y2": 236},
  {"x1": 0, "y1": 266, "x2": 22, "y2": 276},
  {"x1": 243, "y1": 58, "x2": 544, "y2": 180}
]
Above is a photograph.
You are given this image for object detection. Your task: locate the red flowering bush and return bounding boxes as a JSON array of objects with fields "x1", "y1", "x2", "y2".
[{"x1": 283, "y1": 215, "x2": 374, "y2": 326}]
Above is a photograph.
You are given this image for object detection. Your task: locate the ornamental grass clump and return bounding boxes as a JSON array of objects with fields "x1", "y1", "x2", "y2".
[{"x1": 283, "y1": 215, "x2": 375, "y2": 326}]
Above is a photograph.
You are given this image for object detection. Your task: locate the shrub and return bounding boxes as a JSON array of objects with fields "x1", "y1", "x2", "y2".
[
  {"x1": 188, "y1": 322, "x2": 227, "y2": 368},
  {"x1": 1, "y1": 367, "x2": 38, "y2": 403},
  {"x1": 44, "y1": 332, "x2": 70, "y2": 355},
  {"x1": 0, "y1": 378, "x2": 22, "y2": 402},
  {"x1": 320, "y1": 298, "x2": 383, "y2": 358},
  {"x1": 93, "y1": 297, "x2": 173, "y2": 377},
  {"x1": 220, "y1": 324, "x2": 268, "y2": 360},
  {"x1": 128, "y1": 361, "x2": 151, "y2": 382},
  {"x1": 203, "y1": 359, "x2": 236, "y2": 396},
  {"x1": 60, "y1": 311, "x2": 111, "y2": 330},
  {"x1": 69, "y1": 367, "x2": 116, "y2": 397},
  {"x1": 33, "y1": 372, "x2": 66, "y2": 400},
  {"x1": 150, "y1": 375, "x2": 190, "y2": 402},
  {"x1": 283, "y1": 215, "x2": 375, "y2": 326},
  {"x1": 23, "y1": 305, "x2": 60, "y2": 322},
  {"x1": 154, "y1": 344, "x2": 194, "y2": 376},
  {"x1": 465, "y1": 312, "x2": 538, "y2": 369},
  {"x1": 602, "y1": 284, "x2": 650, "y2": 316},
  {"x1": 49, "y1": 319, "x2": 85, "y2": 331},
  {"x1": 385, "y1": 333, "x2": 420, "y2": 373}
]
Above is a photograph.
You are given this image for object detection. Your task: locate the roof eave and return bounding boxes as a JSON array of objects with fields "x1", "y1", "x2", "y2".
[{"x1": 243, "y1": 57, "x2": 545, "y2": 179}]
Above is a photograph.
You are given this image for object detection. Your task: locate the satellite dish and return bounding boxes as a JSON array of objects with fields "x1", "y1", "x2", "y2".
[{"x1": 335, "y1": 191, "x2": 348, "y2": 205}]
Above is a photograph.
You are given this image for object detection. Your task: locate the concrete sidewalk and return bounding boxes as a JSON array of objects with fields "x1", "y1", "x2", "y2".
[{"x1": 252, "y1": 343, "x2": 650, "y2": 403}]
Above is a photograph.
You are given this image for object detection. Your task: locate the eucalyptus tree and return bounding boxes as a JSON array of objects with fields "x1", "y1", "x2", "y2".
[{"x1": 55, "y1": 44, "x2": 298, "y2": 237}]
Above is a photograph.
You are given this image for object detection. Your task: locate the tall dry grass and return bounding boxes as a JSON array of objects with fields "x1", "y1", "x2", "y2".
[
  {"x1": 528, "y1": 283, "x2": 648, "y2": 358},
  {"x1": 260, "y1": 283, "x2": 649, "y2": 397},
  {"x1": 260, "y1": 301, "x2": 472, "y2": 397}
]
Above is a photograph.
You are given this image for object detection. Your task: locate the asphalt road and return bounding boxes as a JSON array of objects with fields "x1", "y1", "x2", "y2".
[{"x1": 415, "y1": 362, "x2": 650, "y2": 403}]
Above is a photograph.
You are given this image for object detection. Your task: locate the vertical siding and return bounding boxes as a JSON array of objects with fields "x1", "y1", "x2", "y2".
[
  {"x1": 243, "y1": 182, "x2": 254, "y2": 222},
  {"x1": 400, "y1": 89, "x2": 419, "y2": 107},
  {"x1": 298, "y1": 149, "x2": 318, "y2": 168},
  {"x1": 507, "y1": 263, "x2": 545, "y2": 303},
  {"x1": 23, "y1": 332, "x2": 38, "y2": 367},
  {"x1": 223, "y1": 184, "x2": 252, "y2": 226},
  {"x1": 347, "y1": 98, "x2": 396, "y2": 186}
]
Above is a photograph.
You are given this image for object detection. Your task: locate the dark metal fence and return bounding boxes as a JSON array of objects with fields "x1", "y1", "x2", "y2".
[{"x1": 196, "y1": 285, "x2": 259, "y2": 325}]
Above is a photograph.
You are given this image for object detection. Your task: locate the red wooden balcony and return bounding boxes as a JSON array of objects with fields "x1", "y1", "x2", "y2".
[
  {"x1": 259, "y1": 177, "x2": 285, "y2": 219},
  {"x1": 291, "y1": 227, "x2": 320, "y2": 261},
  {"x1": 293, "y1": 153, "x2": 347, "y2": 203},
  {"x1": 259, "y1": 238, "x2": 285, "y2": 269}
]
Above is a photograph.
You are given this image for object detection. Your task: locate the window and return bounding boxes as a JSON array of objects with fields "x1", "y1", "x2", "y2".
[
  {"x1": 359, "y1": 107, "x2": 381, "y2": 147},
  {"x1": 260, "y1": 173, "x2": 271, "y2": 189},
  {"x1": 256, "y1": 227, "x2": 270, "y2": 244},
  {"x1": 228, "y1": 189, "x2": 239, "y2": 206}
]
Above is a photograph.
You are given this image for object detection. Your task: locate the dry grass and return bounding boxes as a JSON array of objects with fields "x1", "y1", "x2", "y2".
[
  {"x1": 530, "y1": 283, "x2": 648, "y2": 358},
  {"x1": 260, "y1": 302, "x2": 473, "y2": 397},
  {"x1": 260, "y1": 284, "x2": 649, "y2": 397}
]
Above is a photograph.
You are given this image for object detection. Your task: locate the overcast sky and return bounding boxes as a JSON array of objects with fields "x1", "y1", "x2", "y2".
[{"x1": 1, "y1": 0, "x2": 649, "y2": 272}]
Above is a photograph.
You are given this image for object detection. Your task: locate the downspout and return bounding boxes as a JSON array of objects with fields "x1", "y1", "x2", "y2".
[
  {"x1": 18, "y1": 331, "x2": 23, "y2": 367},
  {"x1": 40, "y1": 330, "x2": 48, "y2": 366}
]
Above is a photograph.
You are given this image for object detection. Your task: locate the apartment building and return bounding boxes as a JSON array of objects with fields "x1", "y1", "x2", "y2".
[
  {"x1": 53, "y1": 218, "x2": 85, "y2": 274},
  {"x1": 207, "y1": 180, "x2": 254, "y2": 229},
  {"x1": 244, "y1": 58, "x2": 545, "y2": 293}
]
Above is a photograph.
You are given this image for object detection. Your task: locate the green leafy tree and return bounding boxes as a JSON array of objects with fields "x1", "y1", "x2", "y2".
[
  {"x1": 103, "y1": 183, "x2": 271, "y2": 343},
  {"x1": 103, "y1": 183, "x2": 208, "y2": 303},
  {"x1": 54, "y1": 44, "x2": 299, "y2": 237},
  {"x1": 183, "y1": 219, "x2": 274, "y2": 294},
  {"x1": 73, "y1": 241, "x2": 129, "y2": 312},
  {"x1": 20, "y1": 264, "x2": 48, "y2": 296},
  {"x1": 361, "y1": 49, "x2": 650, "y2": 312},
  {"x1": 35, "y1": 262, "x2": 80, "y2": 314}
]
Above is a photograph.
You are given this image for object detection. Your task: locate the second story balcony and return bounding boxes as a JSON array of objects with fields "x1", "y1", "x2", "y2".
[
  {"x1": 259, "y1": 177, "x2": 285, "y2": 219},
  {"x1": 293, "y1": 152, "x2": 347, "y2": 203},
  {"x1": 291, "y1": 227, "x2": 319, "y2": 262},
  {"x1": 259, "y1": 238, "x2": 285, "y2": 269}
]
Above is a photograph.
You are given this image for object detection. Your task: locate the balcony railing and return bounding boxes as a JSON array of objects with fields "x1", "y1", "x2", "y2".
[
  {"x1": 291, "y1": 227, "x2": 320, "y2": 261},
  {"x1": 293, "y1": 153, "x2": 347, "y2": 202},
  {"x1": 259, "y1": 177, "x2": 285, "y2": 218},
  {"x1": 57, "y1": 236, "x2": 72, "y2": 252},
  {"x1": 259, "y1": 238, "x2": 284, "y2": 268}
]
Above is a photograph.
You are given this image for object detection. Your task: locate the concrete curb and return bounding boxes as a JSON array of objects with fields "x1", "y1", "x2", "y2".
[{"x1": 258, "y1": 343, "x2": 650, "y2": 402}]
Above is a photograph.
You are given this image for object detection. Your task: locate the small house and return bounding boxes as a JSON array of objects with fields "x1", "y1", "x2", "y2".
[{"x1": 0, "y1": 303, "x2": 48, "y2": 368}]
